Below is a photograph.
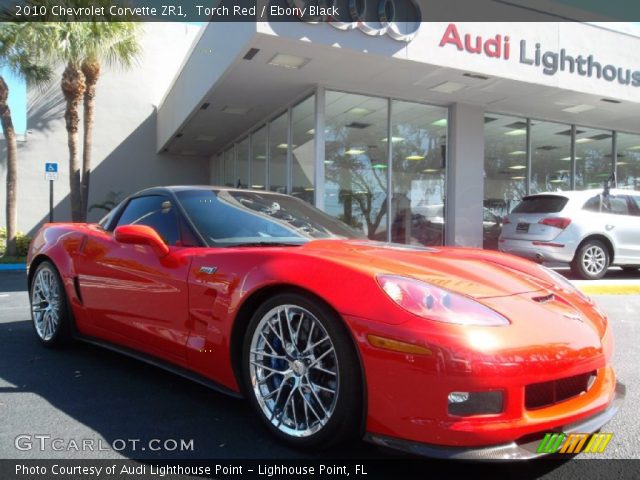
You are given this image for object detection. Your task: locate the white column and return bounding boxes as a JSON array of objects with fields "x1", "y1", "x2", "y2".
[{"x1": 445, "y1": 103, "x2": 485, "y2": 248}]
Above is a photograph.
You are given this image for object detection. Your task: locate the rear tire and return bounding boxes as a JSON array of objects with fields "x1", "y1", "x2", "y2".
[
  {"x1": 241, "y1": 292, "x2": 361, "y2": 449},
  {"x1": 570, "y1": 240, "x2": 610, "y2": 280},
  {"x1": 29, "y1": 261, "x2": 74, "y2": 348}
]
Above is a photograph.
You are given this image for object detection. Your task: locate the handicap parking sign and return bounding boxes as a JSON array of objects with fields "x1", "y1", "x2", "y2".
[{"x1": 45, "y1": 163, "x2": 58, "y2": 181}]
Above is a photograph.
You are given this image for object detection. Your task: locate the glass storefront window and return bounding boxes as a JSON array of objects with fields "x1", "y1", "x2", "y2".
[
  {"x1": 390, "y1": 101, "x2": 447, "y2": 246},
  {"x1": 575, "y1": 127, "x2": 613, "y2": 190},
  {"x1": 616, "y1": 132, "x2": 640, "y2": 191},
  {"x1": 223, "y1": 147, "x2": 234, "y2": 187},
  {"x1": 269, "y1": 112, "x2": 288, "y2": 193},
  {"x1": 530, "y1": 121, "x2": 571, "y2": 193},
  {"x1": 250, "y1": 126, "x2": 267, "y2": 190},
  {"x1": 291, "y1": 96, "x2": 315, "y2": 204},
  {"x1": 483, "y1": 114, "x2": 528, "y2": 249},
  {"x1": 324, "y1": 91, "x2": 388, "y2": 239},
  {"x1": 236, "y1": 137, "x2": 249, "y2": 188}
]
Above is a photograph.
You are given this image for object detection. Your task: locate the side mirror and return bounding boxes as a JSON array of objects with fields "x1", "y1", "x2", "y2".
[{"x1": 114, "y1": 225, "x2": 170, "y2": 257}]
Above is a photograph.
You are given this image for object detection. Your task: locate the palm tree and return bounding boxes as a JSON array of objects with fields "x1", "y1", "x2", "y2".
[
  {"x1": 79, "y1": 22, "x2": 140, "y2": 220},
  {"x1": 0, "y1": 24, "x2": 52, "y2": 255},
  {"x1": 22, "y1": 3, "x2": 140, "y2": 221}
]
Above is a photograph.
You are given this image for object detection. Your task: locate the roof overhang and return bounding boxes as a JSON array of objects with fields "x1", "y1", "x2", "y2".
[{"x1": 157, "y1": 21, "x2": 640, "y2": 158}]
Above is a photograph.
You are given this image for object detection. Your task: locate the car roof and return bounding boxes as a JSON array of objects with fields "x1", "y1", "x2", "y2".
[{"x1": 524, "y1": 188, "x2": 639, "y2": 200}]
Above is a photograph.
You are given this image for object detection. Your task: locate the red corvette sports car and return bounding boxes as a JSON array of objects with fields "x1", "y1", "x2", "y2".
[{"x1": 27, "y1": 186, "x2": 623, "y2": 459}]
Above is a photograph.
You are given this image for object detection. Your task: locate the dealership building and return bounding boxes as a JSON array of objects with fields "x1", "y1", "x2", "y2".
[{"x1": 2, "y1": 19, "x2": 640, "y2": 248}]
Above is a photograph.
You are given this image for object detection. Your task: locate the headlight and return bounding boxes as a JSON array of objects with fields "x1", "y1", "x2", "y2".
[
  {"x1": 376, "y1": 275, "x2": 509, "y2": 326},
  {"x1": 538, "y1": 265, "x2": 592, "y2": 304}
]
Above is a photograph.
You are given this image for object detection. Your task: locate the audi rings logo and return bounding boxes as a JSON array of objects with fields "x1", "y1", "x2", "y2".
[{"x1": 287, "y1": 0, "x2": 422, "y2": 42}]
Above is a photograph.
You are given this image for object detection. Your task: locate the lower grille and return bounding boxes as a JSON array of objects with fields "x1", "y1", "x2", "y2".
[{"x1": 525, "y1": 371, "x2": 597, "y2": 410}]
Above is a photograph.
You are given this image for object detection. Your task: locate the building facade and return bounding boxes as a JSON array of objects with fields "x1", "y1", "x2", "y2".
[
  {"x1": 158, "y1": 21, "x2": 640, "y2": 249},
  {"x1": 2, "y1": 20, "x2": 640, "y2": 248}
]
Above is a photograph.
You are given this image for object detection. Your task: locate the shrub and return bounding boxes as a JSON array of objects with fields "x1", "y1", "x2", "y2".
[
  {"x1": 0, "y1": 227, "x2": 31, "y2": 258},
  {"x1": 16, "y1": 232, "x2": 31, "y2": 257}
]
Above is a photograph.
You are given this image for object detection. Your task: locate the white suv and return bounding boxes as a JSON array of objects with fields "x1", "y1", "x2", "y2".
[{"x1": 499, "y1": 189, "x2": 640, "y2": 279}]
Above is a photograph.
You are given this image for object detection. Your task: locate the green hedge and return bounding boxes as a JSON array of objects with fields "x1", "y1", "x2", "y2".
[{"x1": 0, "y1": 227, "x2": 31, "y2": 258}]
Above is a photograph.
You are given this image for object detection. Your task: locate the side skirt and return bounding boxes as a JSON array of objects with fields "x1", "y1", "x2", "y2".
[{"x1": 75, "y1": 333, "x2": 244, "y2": 400}]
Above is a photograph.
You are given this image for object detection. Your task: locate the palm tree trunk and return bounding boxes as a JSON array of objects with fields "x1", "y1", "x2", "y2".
[
  {"x1": 80, "y1": 59, "x2": 100, "y2": 222},
  {"x1": 61, "y1": 63, "x2": 85, "y2": 223},
  {"x1": 0, "y1": 76, "x2": 18, "y2": 256}
]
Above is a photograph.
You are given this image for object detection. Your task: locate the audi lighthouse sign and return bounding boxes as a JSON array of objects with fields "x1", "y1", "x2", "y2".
[{"x1": 287, "y1": 0, "x2": 422, "y2": 42}]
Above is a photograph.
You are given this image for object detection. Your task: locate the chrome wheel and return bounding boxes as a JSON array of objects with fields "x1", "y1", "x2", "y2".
[
  {"x1": 31, "y1": 266, "x2": 61, "y2": 342},
  {"x1": 249, "y1": 304, "x2": 339, "y2": 438},
  {"x1": 582, "y1": 245, "x2": 606, "y2": 275}
]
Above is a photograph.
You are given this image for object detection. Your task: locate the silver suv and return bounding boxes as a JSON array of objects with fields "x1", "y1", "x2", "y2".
[{"x1": 499, "y1": 189, "x2": 640, "y2": 279}]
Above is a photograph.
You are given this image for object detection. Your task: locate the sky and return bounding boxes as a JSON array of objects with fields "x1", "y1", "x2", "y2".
[{"x1": 0, "y1": 66, "x2": 27, "y2": 135}]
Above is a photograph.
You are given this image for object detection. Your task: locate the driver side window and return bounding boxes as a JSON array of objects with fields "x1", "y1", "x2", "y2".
[{"x1": 115, "y1": 195, "x2": 180, "y2": 246}]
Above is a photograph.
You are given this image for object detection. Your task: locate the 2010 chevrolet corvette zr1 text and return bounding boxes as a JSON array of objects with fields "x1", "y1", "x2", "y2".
[{"x1": 26, "y1": 186, "x2": 624, "y2": 460}]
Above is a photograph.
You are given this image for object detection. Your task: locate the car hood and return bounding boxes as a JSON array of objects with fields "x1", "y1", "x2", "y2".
[{"x1": 300, "y1": 240, "x2": 554, "y2": 299}]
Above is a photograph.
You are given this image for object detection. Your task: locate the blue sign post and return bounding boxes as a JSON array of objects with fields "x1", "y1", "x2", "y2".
[{"x1": 45, "y1": 163, "x2": 58, "y2": 222}]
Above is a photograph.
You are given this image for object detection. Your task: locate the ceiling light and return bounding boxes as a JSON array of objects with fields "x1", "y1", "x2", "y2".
[
  {"x1": 268, "y1": 53, "x2": 310, "y2": 69},
  {"x1": 432, "y1": 118, "x2": 448, "y2": 127},
  {"x1": 255, "y1": 155, "x2": 266, "y2": 160},
  {"x1": 617, "y1": 161, "x2": 628, "y2": 165},
  {"x1": 509, "y1": 150, "x2": 526, "y2": 155},
  {"x1": 561, "y1": 156, "x2": 583, "y2": 161},
  {"x1": 324, "y1": 160, "x2": 334, "y2": 165},
  {"x1": 505, "y1": 129, "x2": 526, "y2": 136},
  {"x1": 243, "y1": 48, "x2": 260, "y2": 60},
  {"x1": 195, "y1": 135, "x2": 215, "y2": 142},
  {"x1": 509, "y1": 165, "x2": 527, "y2": 170},
  {"x1": 406, "y1": 155, "x2": 425, "y2": 161},
  {"x1": 576, "y1": 138, "x2": 594, "y2": 144},
  {"x1": 381, "y1": 136, "x2": 405, "y2": 143},
  {"x1": 251, "y1": 184, "x2": 264, "y2": 189},
  {"x1": 511, "y1": 176, "x2": 525, "y2": 180},
  {"x1": 345, "y1": 148, "x2": 366, "y2": 155},
  {"x1": 423, "y1": 168, "x2": 440, "y2": 173},
  {"x1": 550, "y1": 179, "x2": 565, "y2": 183},
  {"x1": 346, "y1": 122, "x2": 371, "y2": 129},
  {"x1": 347, "y1": 107, "x2": 372, "y2": 116},
  {"x1": 430, "y1": 81, "x2": 466, "y2": 93},
  {"x1": 276, "y1": 143, "x2": 296, "y2": 149},
  {"x1": 372, "y1": 163, "x2": 388, "y2": 169},
  {"x1": 221, "y1": 105, "x2": 249, "y2": 115},
  {"x1": 304, "y1": 187, "x2": 315, "y2": 191},
  {"x1": 463, "y1": 72, "x2": 489, "y2": 80},
  {"x1": 628, "y1": 145, "x2": 640, "y2": 150},
  {"x1": 562, "y1": 104, "x2": 594, "y2": 113}
]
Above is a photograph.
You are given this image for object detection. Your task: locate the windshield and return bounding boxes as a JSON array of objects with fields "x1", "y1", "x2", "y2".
[{"x1": 176, "y1": 190, "x2": 364, "y2": 247}]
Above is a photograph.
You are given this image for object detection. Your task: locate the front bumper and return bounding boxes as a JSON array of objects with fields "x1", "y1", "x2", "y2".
[{"x1": 365, "y1": 382, "x2": 625, "y2": 460}]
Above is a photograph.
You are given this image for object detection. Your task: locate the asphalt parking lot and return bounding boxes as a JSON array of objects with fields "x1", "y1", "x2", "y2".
[{"x1": 0, "y1": 270, "x2": 639, "y2": 479}]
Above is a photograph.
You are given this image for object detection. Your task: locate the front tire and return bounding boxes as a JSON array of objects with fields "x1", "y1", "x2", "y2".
[
  {"x1": 29, "y1": 261, "x2": 73, "y2": 348},
  {"x1": 241, "y1": 293, "x2": 361, "y2": 449},
  {"x1": 571, "y1": 240, "x2": 610, "y2": 280}
]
